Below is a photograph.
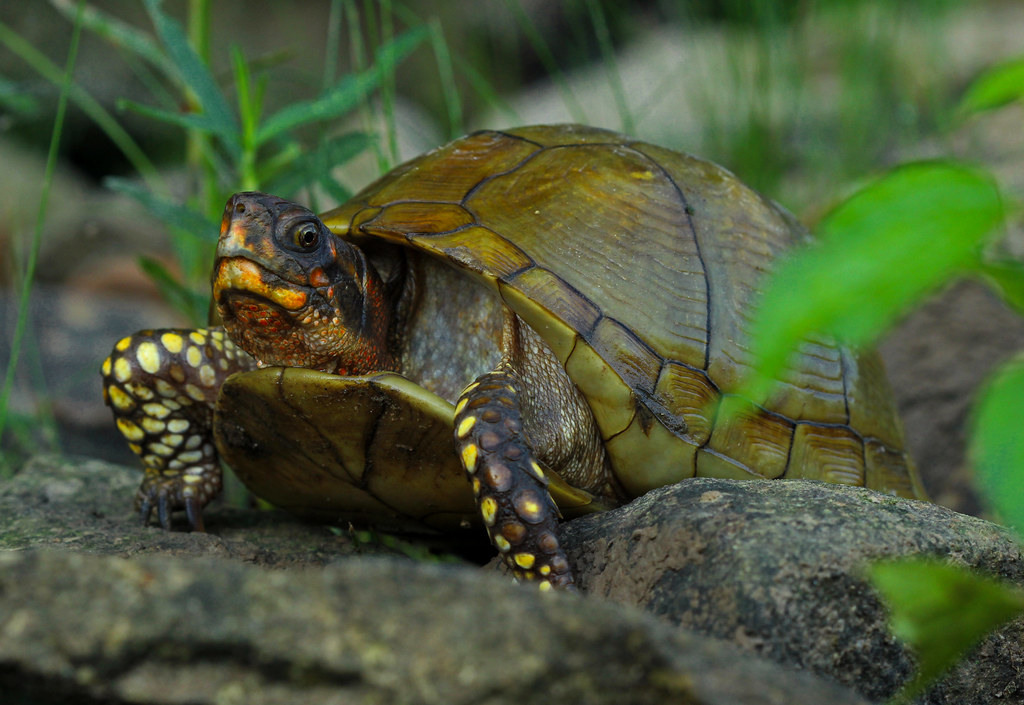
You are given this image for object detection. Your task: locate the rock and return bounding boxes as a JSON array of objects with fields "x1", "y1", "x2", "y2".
[
  {"x1": 556, "y1": 478, "x2": 1024, "y2": 703},
  {"x1": 0, "y1": 455, "x2": 405, "y2": 566},
  {"x1": 1, "y1": 455, "x2": 872, "y2": 703}
]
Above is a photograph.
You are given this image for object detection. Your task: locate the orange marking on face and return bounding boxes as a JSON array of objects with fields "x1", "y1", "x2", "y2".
[
  {"x1": 309, "y1": 267, "x2": 330, "y2": 288},
  {"x1": 214, "y1": 258, "x2": 308, "y2": 310}
]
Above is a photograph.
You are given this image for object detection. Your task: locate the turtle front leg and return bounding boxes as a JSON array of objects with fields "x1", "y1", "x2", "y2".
[
  {"x1": 454, "y1": 363, "x2": 574, "y2": 591},
  {"x1": 101, "y1": 327, "x2": 256, "y2": 530}
]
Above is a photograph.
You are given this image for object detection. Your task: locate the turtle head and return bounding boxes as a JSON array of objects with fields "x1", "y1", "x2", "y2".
[{"x1": 213, "y1": 192, "x2": 395, "y2": 374}]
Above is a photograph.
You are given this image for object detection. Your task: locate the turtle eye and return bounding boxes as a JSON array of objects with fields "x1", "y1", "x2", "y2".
[{"x1": 291, "y1": 222, "x2": 320, "y2": 250}]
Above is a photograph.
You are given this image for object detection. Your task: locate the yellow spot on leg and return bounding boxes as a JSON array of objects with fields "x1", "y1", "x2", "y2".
[
  {"x1": 189, "y1": 331, "x2": 207, "y2": 345},
  {"x1": 116, "y1": 418, "x2": 145, "y2": 442},
  {"x1": 113, "y1": 357, "x2": 132, "y2": 383},
  {"x1": 460, "y1": 443, "x2": 478, "y2": 474},
  {"x1": 494, "y1": 535, "x2": 511, "y2": 553},
  {"x1": 136, "y1": 342, "x2": 162, "y2": 374},
  {"x1": 101, "y1": 357, "x2": 112, "y2": 376},
  {"x1": 514, "y1": 552, "x2": 536, "y2": 569},
  {"x1": 480, "y1": 497, "x2": 498, "y2": 525},
  {"x1": 115, "y1": 337, "x2": 132, "y2": 352},
  {"x1": 108, "y1": 385, "x2": 135, "y2": 412},
  {"x1": 199, "y1": 364, "x2": 216, "y2": 387},
  {"x1": 456, "y1": 415, "x2": 476, "y2": 439},
  {"x1": 142, "y1": 402, "x2": 170, "y2": 419},
  {"x1": 186, "y1": 346, "x2": 202, "y2": 368},
  {"x1": 140, "y1": 417, "x2": 166, "y2": 434},
  {"x1": 167, "y1": 419, "x2": 190, "y2": 433},
  {"x1": 538, "y1": 580, "x2": 553, "y2": 592},
  {"x1": 454, "y1": 397, "x2": 468, "y2": 415},
  {"x1": 160, "y1": 332, "x2": 184, "y2": 354}
]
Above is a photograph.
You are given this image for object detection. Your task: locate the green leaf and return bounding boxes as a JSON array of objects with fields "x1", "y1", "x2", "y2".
[
  {"x1": 138, "y1": 256, "x2": 209, "y2": 326},
  {"x1": 255, "y1": 70, "x2": 380, "y2": 147},
  {"x1": 975, "y1": 259, "x2": 1024, "y2": 317},
  {"x1": 870, "y1": 559, "x2": 1024, "y2": 700},
  {"x1": 105, "y1": 176, "x2": 218, "y2": 241},
  {"x1": 739, "y1": 161, "x2": 1004, "y2": 403},
  {"x1": 117, "y1": 97, "x2": 228, "y2": 136},
  {"x1": 970, "y1": 355, "x2": 1024, "y2": 535},
  {"x1": 141, "y1": 0, "x2": 239, "y2": 152},
  {"x1": 961, "y1": 56, "x2": 1024, "y2": 115},
  {"x1": 50, "y1": 0, "x2": 167, "y2": 68},
  {"x1": 254, "y1": 26, "x2": 427, "y2": 146},
  {"x1": 265, "y1": 132, "x2": 373, "y2": 199}
]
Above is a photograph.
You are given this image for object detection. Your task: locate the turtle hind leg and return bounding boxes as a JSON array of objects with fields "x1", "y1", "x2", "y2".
[
  {"x1": 101, "y1": 327, "x2": 256, "y2": 530},
  {"x1": 455, "y1": 363, "x2": 575, "y2": 591}
]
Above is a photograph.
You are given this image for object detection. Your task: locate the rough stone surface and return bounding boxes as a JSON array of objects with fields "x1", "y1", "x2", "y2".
[
  {"x1": 0, "y1": 455, "x2": 411, "y2": 566},
  {"x1": 556, "y1": 478, "x2": 1024, "y2": 703},
  {"x1": 0, "y1": 456, "x2": 872, "y2": 704},
  {"x1": 7, "y1": 456, "x2": 1024, "y2": 703}
]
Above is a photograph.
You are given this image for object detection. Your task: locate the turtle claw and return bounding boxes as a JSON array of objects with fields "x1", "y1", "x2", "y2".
[
  {"x1": 135, "y1": 472, "x2": 217, "y2": 532},
  {"x1": 138, "y1": 495, "x2": 154, "y2": 528},
  {"x1": 184, "y1": 496, "x2": 206, "y2": 532}
]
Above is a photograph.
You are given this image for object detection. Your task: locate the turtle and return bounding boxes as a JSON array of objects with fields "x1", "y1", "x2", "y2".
[{"x1": 102, "y1": 124, "x2": 925, "y2": 590}]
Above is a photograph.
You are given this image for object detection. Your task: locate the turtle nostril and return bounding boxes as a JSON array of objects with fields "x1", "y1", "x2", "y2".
[{"x1": 234, "y1": 202, "x2": 246, "y2": 214}]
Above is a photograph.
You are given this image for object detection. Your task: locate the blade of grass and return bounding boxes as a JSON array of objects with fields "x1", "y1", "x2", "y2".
[
  {"x1": 138, "y1": 256, "x2": 209, "y2": 325},
  {"x1": 0, "y1": 20, "x2": 161, "y2": 188},
  {"x1": 256, "y1": 26, "x2": 428, "y2": 147},
  {"x1": 323, "y1": 0, "x2": 343, "y2": 89},
  {"x1": 232, "y1": 44, "x2": 260, "y2": 190},
  {"x1": 186, "y1": 0, "x2": 220, "y2": 218},
  {"x1": 0, "y1": 0, "x2": 84, "y2": 473},
  {"x1": 142, "y1": 0, "x2": 240, "y2": 156},
  {"x1": 503, "y1": 0, "x2": 587, "y2": 124},
  {"x1": 582, "y1": 0, "x2": 634, "y2": 134},
  {"x1": 428, "y1": 17, "x2": 463, "y2": 139},
  {"x1": 377, "y1": 0, "x2": 399, "y2": 165},
  {"x1": 105, "y1": 177, "x2": 218, "y2": 239},
  {"x1": 392, "y1": 3, "x2": 520, "y2": 124},
  {"x1": 49, "y1": 0, "x2": 166, "y2": 67},
  {"x1": 265, "y1": 132, "x2": 373, "y2": 199},
  {"x1": 347, "y1": 0, "x2": 389, "y2": 173}
]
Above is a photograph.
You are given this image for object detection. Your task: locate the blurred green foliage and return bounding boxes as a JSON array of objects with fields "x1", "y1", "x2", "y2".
[{"x1": 739, "y1": 54, "x2": 1024, "y2": 702}]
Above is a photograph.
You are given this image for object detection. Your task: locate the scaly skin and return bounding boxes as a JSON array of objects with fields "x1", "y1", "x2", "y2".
[
  {"x1": 101, "y1": 327, "x2": 256, "y2": 529},
  {"x1": 454, "y1": 364, "x2": 574, "y2": 591}
]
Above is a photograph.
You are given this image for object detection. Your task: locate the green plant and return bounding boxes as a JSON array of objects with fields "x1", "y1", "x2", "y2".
[
  {"x1": 0, "y1": 2, "x2": 84, "y2": 473},
  {"x1": 737, "y1": 54, "x2": 1024, "y2": 702},
  {"x1": 0, "y1": 1, "x2": 435, "y2": 467}
]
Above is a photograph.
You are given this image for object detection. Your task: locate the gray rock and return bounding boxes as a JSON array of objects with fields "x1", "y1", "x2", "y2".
[
  {"x1": 0, "y1": 454, "x2": 405, "y2": 566},
  {"x1": 0, "y1": 456, "x2": 871, "y2": 704},
  {"x1": 558, "y1": 478, "x2": 1024, "y2": 703}
]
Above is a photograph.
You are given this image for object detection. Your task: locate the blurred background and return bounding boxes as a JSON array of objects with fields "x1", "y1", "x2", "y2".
[{"x1": 1, "y1": 0, "x2": 1022, "y2": 514}]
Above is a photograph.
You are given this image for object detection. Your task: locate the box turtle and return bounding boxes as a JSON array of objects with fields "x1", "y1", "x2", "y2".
[{"x1": 102, "y1": 124, "x2": 925, "y2": 590}]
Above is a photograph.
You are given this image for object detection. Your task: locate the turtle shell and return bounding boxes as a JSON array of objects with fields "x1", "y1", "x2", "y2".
[
  {"x1": 315, "y1": 124, "x2": 924, "y2": 500},
  {"x1": 214, "y1": 124, "x2": 924, "y2": 533}
]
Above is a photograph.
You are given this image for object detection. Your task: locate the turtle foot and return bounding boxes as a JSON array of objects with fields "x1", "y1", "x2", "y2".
[
  {"x1": 455, "y1": 366, "x2": 576, "y2": 591},
  {"x1": 136, "y1": 470, "x2": 220, "y2": 531}
]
